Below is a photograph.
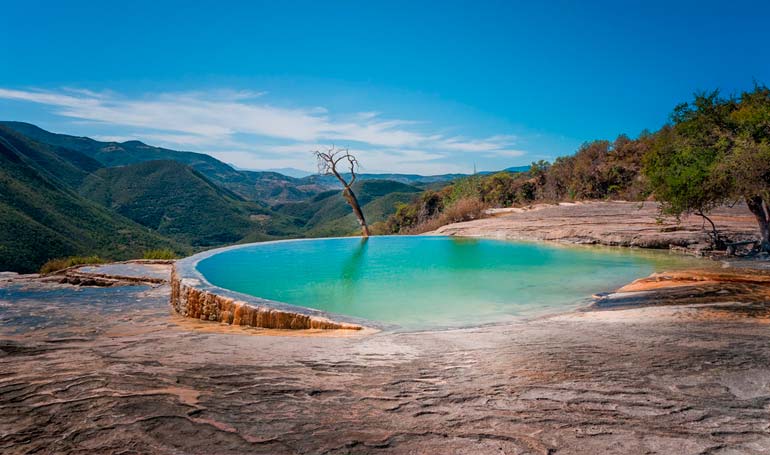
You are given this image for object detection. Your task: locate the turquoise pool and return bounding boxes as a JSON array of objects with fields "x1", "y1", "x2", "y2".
[{"x1": 196, "y1": 236, "x2": 701, "y2": 330}]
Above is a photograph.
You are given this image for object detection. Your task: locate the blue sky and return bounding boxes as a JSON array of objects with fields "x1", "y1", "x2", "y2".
[{"x1": 1, "y1": 0, "x2": 768, "y2": 174}]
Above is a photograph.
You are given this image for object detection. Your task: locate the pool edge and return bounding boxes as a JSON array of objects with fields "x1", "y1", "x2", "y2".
[{"x1": 170, "y1": 238, "x2": 384, "y2": 331}]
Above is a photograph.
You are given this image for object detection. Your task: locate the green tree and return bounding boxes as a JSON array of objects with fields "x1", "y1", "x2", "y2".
[
  {"x1": 721, "y1": 86, "x2": 770, "y2": 250},
  {"x1": 643, "y1": 86, "x2": 770, "y2": 251}
]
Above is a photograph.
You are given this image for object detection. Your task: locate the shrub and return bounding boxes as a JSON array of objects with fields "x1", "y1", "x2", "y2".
[
  {"x1": 401, "y1": 197, "x2": 488, "y2": 234},
  {"x1": 446, "y1": 175, "x2": 482, "y2": 204},
  {"x1": 39, "y1": 256, "x2": 106, "y2": 274},
  {"x1": 386, "y1": 202, "x2": 418, "y2": 233},
  {"x1": 440, "y1": 197, "x2": 487, "y2": 224},
  {"x1": 142, "y1": 249, "x2": 178, "y2": 260},
  {"x1": 369, "y1": 221, "x2": 391, "y2": 235}
]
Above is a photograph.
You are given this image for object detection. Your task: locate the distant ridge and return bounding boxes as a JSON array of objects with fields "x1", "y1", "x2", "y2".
[
  {"x1": 0, "y1": 122, "x2": 477, "y2": 203},
  {"x1": 0, "y1": 122, "x2": 529, "y2": 199}
]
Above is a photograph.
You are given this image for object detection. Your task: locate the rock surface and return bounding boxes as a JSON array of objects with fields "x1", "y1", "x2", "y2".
[
  {"x1": 2, "y1": 261, "x2": 770, "y2": 454},
  {"x1": 433, "y1": 201, "x2": 759, "y2": 251},
  {"x1": 41, "y1": 260, "x2": 173, "y2": 287}
]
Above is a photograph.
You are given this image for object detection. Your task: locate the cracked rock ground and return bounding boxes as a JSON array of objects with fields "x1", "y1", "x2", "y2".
[{"x1": 2, "y1": 262, "x2": 770, "y2": 454}]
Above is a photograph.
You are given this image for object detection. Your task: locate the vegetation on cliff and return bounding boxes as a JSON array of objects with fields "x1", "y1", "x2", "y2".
[
  {"x1": 385, "y1": 133, "x2": 652, "y2": 234},
  {"x1": 386, "y1": 86, "x2": 770, "y2": 250}
]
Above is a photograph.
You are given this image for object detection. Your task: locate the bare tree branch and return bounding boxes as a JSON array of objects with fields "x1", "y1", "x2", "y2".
[{"x1": 313, "y1": 146, "x2": 370, "y2": 237}]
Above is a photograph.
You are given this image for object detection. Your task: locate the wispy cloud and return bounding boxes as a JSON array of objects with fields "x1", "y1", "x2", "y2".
[
  {"x1": 0, "y1": 87, "x2": 529, "y2": 174},
  {"x1": 484, "y1": 149, "x2": 527, "y2": 158},
  {"x1": 438, "y1": 135, "x2": 518, "y2": 152}
]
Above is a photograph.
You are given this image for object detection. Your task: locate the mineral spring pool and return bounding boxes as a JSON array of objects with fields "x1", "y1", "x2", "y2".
[{"x1": 196, "y1": 236, "x2": 702, "y2": 330}]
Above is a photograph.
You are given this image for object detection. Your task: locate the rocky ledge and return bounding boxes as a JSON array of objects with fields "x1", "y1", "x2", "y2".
[
  {"x1": 433, "y1": 201, "x2": 759, "y2": 251},
  {"x1": 591, "y1": 268, "x2": 770, "y2": 320}
]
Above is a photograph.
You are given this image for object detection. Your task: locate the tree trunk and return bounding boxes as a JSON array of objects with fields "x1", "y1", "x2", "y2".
[
  {"x1": 746, "y1": 195, "x2": 770, "y2": 252},
  {"x1": 695, "y1": 211, "x2": 724, "y2": 249},
  {"x1": 343, "y1": 186, "x2": 370, "y2": 237}
]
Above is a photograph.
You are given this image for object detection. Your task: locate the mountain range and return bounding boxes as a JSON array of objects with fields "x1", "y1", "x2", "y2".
[{"x1": 0, "y1": 122, "x2": 479, "y2": 203}]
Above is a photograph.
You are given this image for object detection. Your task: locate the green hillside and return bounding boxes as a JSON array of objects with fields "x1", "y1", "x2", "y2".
[
  {"x1": 0, "y1": 121, "x2": 236, "y2": 177},
  {"x1": 274, "y1": 180, "x2": 422, "y2": 236},
  {"x1": 0, "y1": 125, "x2": 103, "y2": 189},
  {"x1": 0, "y1": 130, "x2": 183, "y2": 273},
  {"x1": 79, "y1": 160, "x2": 303, "y2": 246}
]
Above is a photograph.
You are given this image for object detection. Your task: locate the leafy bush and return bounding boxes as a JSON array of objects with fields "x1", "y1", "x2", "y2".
[
  {"x1": 142, "y1": 248, "x2": 178, "y2": 260},
  {"x1": 39, "y1": 256, "x2": 106, "y2": 274},
  {"x1": 446, "y1": 175, "x2": 482, "y2": 204}
]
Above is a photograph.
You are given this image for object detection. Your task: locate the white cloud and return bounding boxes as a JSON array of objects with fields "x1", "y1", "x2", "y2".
[
  {"x1": 438, "y1": 135, "x2": 518, "y2": 152},
  {"x1": 207, "y1": 151, "x2": 313, "y2": 172},
  {"x1": 485, "y1": 149, "x2": 528, "y2": 158},
  {"x1": 0, "y1": 86, "x2": 529, "y2": 174}
]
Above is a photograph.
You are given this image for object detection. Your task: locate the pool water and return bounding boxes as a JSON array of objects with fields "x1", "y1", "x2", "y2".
[{"x1": 196, "y1": 236, "x2": 701, "y2": 330}]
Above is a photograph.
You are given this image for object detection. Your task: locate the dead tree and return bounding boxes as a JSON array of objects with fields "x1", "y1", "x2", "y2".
[{"x1": 314, "y1": 146, "x2": 370, "y2": 237}]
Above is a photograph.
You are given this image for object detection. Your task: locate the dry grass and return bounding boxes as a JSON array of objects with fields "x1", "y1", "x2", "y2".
[
  {"x1": 142, "y1": 249, "x2": 178, "y2": 260},
  {"x1": 39, "y1": 256, "x2": 106, "y2": 274},
  {"x1": 403, "y1": 197, "x2": 487, "y2": 234}
]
